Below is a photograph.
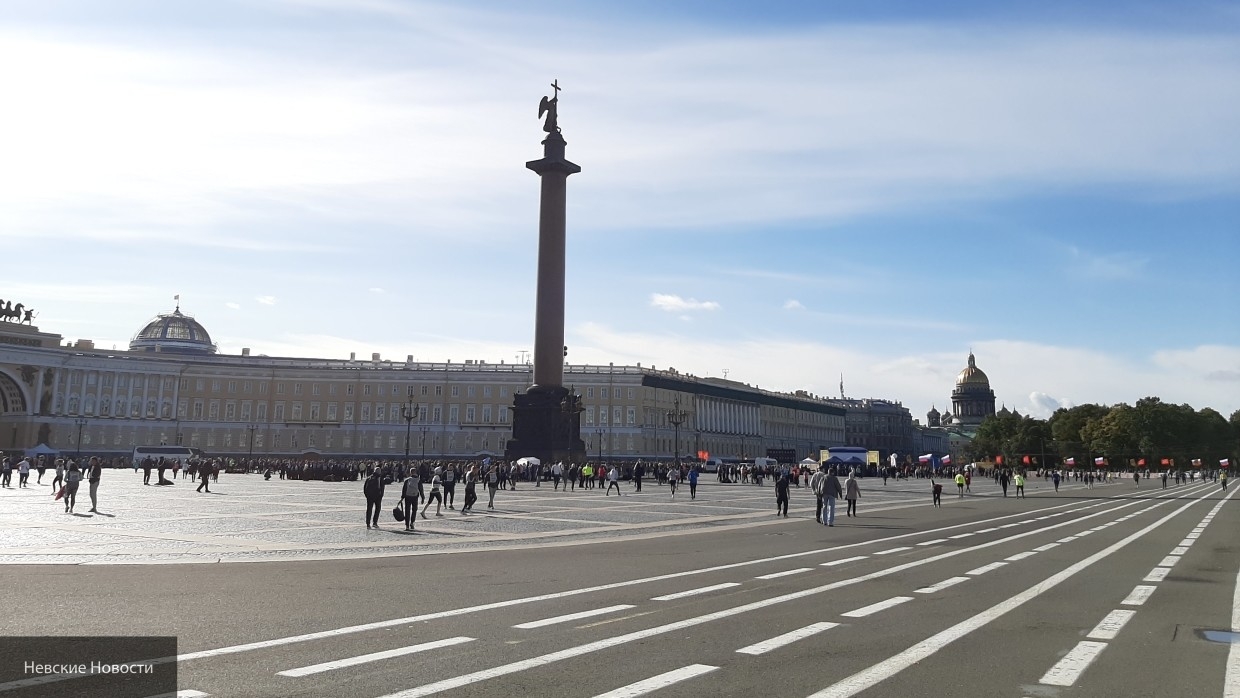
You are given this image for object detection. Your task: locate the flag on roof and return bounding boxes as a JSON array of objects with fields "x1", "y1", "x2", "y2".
[{"x1": 1094, "y1": 456, "x2": 1106, "y2": 465}]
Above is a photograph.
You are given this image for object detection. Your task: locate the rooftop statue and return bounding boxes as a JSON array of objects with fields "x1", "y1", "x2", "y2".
[{"x1": 538, "y1": 79, "x2": 561, "y2": 133}]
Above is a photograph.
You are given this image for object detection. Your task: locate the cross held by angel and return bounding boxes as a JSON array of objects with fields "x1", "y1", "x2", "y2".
[{"x1": 539, "y1": 79, "x2": 561, "y2": 133}]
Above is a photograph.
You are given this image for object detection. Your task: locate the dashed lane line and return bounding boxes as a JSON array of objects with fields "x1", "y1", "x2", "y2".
[
  {"x1": 967, "y1": 562, "x2": 1008, "y2": 576},
  {"x1": 841, "y1": 597, "x2": 914, "y2": 618},
  {"x1": 821, "y1": 556, "x2": 868, "y2": 567},
  {"x1": 276, "y1": 637, "x2": 474, "y2": 677},
  {"x1": 514, "y1": 605, "x2": 636, "y2": 629},
  {"x1": 1040, "y1": 641, "x2": 1110, "y2": 686},
  {"x1": 801, "y1": 485, "x2": 1214, "y2": 698},
  {"x1": 915, "y1": 577, "x2": 971, "y2": 594},
  {"x1": 591, "y1": 664, "x2": 718, "y2": 698},
  {"x1": 1085, "y1": 610, "x2": 1136, "y2": 641},
  {"x1": 652, "y1": 583, "x2": 740, "y2": 601},
  {"x1": 736, "y1": 622, "x2": 839, "y2": 655},
  {"x1": 874, "y1": 547, "x2": 912, "y2": 555},
  {"x1": 1121, "y1": 585, "x2": 1157, "y2": 606},
  {"x1": 755, "y1": 568, "x2": 813, "y2": 580}
]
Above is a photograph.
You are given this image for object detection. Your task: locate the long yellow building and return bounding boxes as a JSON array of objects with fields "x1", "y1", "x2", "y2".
[{"x1": 0, "y1": 307, "x2": 845, "y2": 462}]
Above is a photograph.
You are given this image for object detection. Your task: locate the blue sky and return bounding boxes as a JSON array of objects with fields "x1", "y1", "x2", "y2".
[{"x1": 2, "y1": 0, "x2": 1238, "y2": 419}]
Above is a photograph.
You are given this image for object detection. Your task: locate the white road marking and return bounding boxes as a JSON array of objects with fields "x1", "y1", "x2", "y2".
[
  {"x1": 1040, "y1": 641, "x2": 1109, "y2": 686},
  {"x1": 915, "y1": 577, "x2": 970, "y2": 594},
  {"x1": 1090, "y1": 526, "x2": 1107, "y2": 531},
  {"x1": 1170, "y1": 546, "x2": 1188, "y2": 555},
  {"x1": 1076, "y1": 530, "x2": 1094, "y2": 537},
  {"x1": 652, "y1": 583, "x2": 740, "y2": 601},
  {"x1": 1005, "y1": 552, "x2": 1037, "y2": 561},
  {"x1": 736, "y1": 622, "x2": 839, "y2": 655},
  {"x1": 917, "y1": 539, "x2": 948, "y2": 546},
  {"x1": 967, "y1": 562, "x2": 1007, "y2": 576},
  {"x1": 1143, "y1": 567, "x2": 1171, "y2": 583},
  {"x1": 1186, "y1": 532, "x2": 1201, "y2": 539},
  {"x1": 146, "y1": 692, "x2": 210, "y2": 698},
  {"x1": 1087, "y1": 610, "x2": 1136, "y2": 640},
  {"x1": 821, "y1": 556, "x2": 868, "y2": 566},
  {"x1": 1033, "y1": 543, "x2": 1060, "y2": 552},
  {"x1": 1225, "y1": 495, "x2": 1240, "y2": 697},
  {"x1": 948, "y1": 533, "x2": 974, "y2": 539},
  {"x1": 874, "y1": 547, "x2": 912, "y2": 555},
  {"x1": 976, "y1": 527, "x2": 1000, "y2": 533},
  {"x1": 1157, "y1": 555, "x2": 1181, "y2": 568},
  {"x1": 592, "y1": 664, "x2": 718, "y2": 698},
  {"x1": 1057, "y1": 537, "x2": 1078, "y2": 543},
  {"x1": 277, "y1": 637, "x2": 474, "y2": 677},
  {"x1": 841, "y1": 596, "x2": 914, "y2": 618},
  {"x1": 999, "y1": 523, "x2": 1021, "y2": 529},
  {"x1": 1179, "y1": 538, "x2": 1195, "y2": 547},
  {"x1": 514, "y1": 605, "x2": 635, "y2": 629},
  {"x1": 756, "y1": 568, "x2": 813, "y2": 580},
  {"x1": 1121, "y1": 585, "x2": 1157, "y2": 606},
  {"x1": 801, "y1": 486, "x2": 1211, "y2": 698}
]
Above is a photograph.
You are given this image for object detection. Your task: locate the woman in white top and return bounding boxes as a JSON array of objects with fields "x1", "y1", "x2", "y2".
[{"x1": 421, "y1": 467, "x2": 445, "y2": 518}]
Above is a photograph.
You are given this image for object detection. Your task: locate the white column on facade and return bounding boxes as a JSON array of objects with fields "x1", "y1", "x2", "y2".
[
  {"x1": 126, "y1": 373, "x2": 136, "y2": 419},
  {"x1": 33, "y1": 368, "x2": 45, "y2": 414}
]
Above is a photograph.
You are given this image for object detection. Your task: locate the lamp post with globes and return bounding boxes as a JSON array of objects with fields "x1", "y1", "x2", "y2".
[
  {"x1": 74, "y1": 418, "x2": 88, "y2": 458},
  {"x1": 401, "y1": 399, "x2": 421, "y2": 471},
  {"x1": 667, "y1": 397, "x2": 687, "y2": 469}
]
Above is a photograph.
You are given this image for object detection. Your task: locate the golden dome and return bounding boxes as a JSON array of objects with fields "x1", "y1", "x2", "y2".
[{"x1": 955, "y1": 353, "x2": 990, "y2": 387}]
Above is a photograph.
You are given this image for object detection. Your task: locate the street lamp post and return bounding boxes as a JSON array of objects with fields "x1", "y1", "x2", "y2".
[
  {"x1": 74, "y1": 418, "x2": 88, "y2": 458},
  {"x1": 667, "y1": 398, "x2": 687, "y2": 468},
  {"x1": 246, "y1": 423, "x2": 258, "y2": 466},
  {"x1": 401, "y1": 399, "x2": 420, "y2": 470},
  {"x1": 596, "y1": 428, "x2": 604, "y2": 466}
]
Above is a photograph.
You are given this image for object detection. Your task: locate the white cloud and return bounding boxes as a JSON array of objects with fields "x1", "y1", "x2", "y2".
[
  {"x1": 225, "y1": 302, "x2": 241, "y2": 310},
  {"x1": 1025, "y1": 392, "x2": 1075, "y2": 419},
  {"x1": 255, "y1": 296, "x2": 278, "y2": 306},
  {"x1": 650, "y1": 294, "x2": 721, "y2": 312},
  {"x1": 784, "y1": 299, "x2": 805, "y2": 310}
]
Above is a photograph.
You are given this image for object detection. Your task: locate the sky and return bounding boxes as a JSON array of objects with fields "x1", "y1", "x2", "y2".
[{"x1": 2, "y1": 0, "x2": 1238, "y2": 421}]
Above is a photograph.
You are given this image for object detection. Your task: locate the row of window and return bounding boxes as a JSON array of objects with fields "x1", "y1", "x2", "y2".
[{"x1": 177, "y1": 400, "x2": 512, "y2": 426}]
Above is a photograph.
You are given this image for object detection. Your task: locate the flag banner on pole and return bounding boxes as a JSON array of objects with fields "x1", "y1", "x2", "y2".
[
  {"x1": 1064, "y1": 457, "x2": 1075, "y2": 466},
  {"x1": 1160, "y1": 458, "x2": 1171, "y2": 466},
  {"x1": 1022, "y1": 455, "x2": 1031, "y2": 465},
  {"x1": 940, "y1": 455, "x2": 952, "y2": 465},
  {"x1": 918, "y1": 454, "x2": 932, "y2": 463},
  {"x1": 1094, "y1": 457, "x2": 1106, "y2": 466},
  {"x1": 697, "y1": 450, "x2": 710, "y2": 461},
  {"x1": 995, "y1": 455, "x2": 1004, "y2": 465},
  {"x1": 1192, "y1": 459, "x2": 1202, "y2": 466},
  {"x1": 1222, "y1": 459, "x2": 1231, "y2": 468},
  {"x1": 1137, "y1": 458, "x2": 1146, "y2": 467}
]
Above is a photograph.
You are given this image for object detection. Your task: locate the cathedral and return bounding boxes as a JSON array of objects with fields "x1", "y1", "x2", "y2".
[{"x1": 927, "y1": 352, "x2": 997, "y2": 431}]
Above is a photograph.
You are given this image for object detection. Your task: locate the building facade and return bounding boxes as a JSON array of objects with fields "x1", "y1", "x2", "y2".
[{"x1": 0, "y1": 310, "x2": 845, "y2": 462}]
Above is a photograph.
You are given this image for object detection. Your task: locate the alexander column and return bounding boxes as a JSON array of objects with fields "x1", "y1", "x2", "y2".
[{"x1": 505, "y1": 80, "x2": 586, "y2": 465}]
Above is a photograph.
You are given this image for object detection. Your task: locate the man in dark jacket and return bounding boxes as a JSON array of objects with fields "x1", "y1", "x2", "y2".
[
  {"x1": 775, "y1": 473, "x2": 790, "y2": 517},
  {"x1": 822, "y1": 467, "x2": 843, "y2": 526},
  {"x1": 363, "y1": 470, "x2": 386, "y2": 528}
]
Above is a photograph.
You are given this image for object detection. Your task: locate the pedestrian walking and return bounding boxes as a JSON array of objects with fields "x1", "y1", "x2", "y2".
[
  {"x1": 931, "y1": 479, "x2": 942, "y2": 507},
  {"x1": 551, "y1": 462, "x2": 563, "y2": 490},
  {"x1": 667, "y1": 463, "x2": 679, "y2": 499},
  {"x1": 1051, "y1": 470, "x2": 1061, "y2": 493},
  {"x1": 823, "y1": 467, "x2": 842, "y2": 526},
  {"x1": 64, "y1": 461, "x2": 82, "y2": 513},
  {"x1": 363, "y1": 469, "x2": 385, "y2": 528},
  {"x1": 810, "y1": 467, "x2": 827, "y2": 523},
  {"x1": 400, "y1": 470, "x2": 420, "y2": 530},
  {"x1": 1, "y1": 457, "x2": 11, "y2": 488},
  {"x1": 51, "y1": 458, "x2": 64, "y2": 492},
  {"x1": 196, "y1": 461, "x2": 212, "y2": 493},
  {"x1": 85, "y1": 456, "x2": 102, "y2": 513},
  {"x1": 775, "y1": 472, "x2": 790, "y2": 517},
  {"x1": 462, "y1": 465, "x2": 478, "y2": 514},
  {"x1": 17, "y1": 457, "x2": 31, "y2": 488},
  {"x1": 687, "y1": 465, "x2": 699, "y2": 500},
  {"x1": 36, "y1": 457, "x2": 46, "y2": 485},
  {"x1": 844, "y1": 470, "x2": 861, "y2": 517},
  {"x1": 998, "y1": 469, "x2": 1009, "y2": 497},
  {"x1": 442, "y1": 464, "x2": 457, "y2": 510},
  {"x1": 486, "y1": 464, "x2": 500, "y2": 509},
  {"x1": 1014, "y1": 471, "x2": 1025, "y2": 498},
  {"x1": 632, "y1": 461, "x2": 644, "y2": 493},
  {"x1": 1221, "y1": 470, "x2": 1229, "y2": 491},
  {"x1": 955, "y1": 471, "x2": 966, "y2": 498},
  {"x1": 606, "y1": 465, "x2": 622, "y2": 496},
  {"x1": 421, "y1": 467, "x2": 445, "y2": 518}
]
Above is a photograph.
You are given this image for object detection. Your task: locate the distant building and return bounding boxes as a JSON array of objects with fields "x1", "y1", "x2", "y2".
[
  {"x1": 919, "y1": 352, "x2": 1000, "y2": 466},
  {"x1": 826, "y1": 397, "x2": 914, "y2": 463},
  {"x1": 0, "y1": 305, "x2": 847, "y2": 461}
]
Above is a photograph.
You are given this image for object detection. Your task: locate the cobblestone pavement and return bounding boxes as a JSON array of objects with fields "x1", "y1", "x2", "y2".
[{"x1": 0, "y1": 470, "x2": 1076, "y2": 564}]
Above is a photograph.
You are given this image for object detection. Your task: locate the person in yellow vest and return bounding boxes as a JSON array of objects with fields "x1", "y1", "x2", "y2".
[
  {"x1": 1014, "y1": 471, "x2": 1026, "y2": 498},
  {"x1": 954, "y1": 472, "x2": 966, "y2": 498},
  {"x1": 1222, "y1": 470, "x2": 1229, "y2": 491}
]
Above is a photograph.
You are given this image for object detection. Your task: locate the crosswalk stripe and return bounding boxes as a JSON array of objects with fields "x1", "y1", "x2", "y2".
[
  {"x1": 842, "y1": 596, "x2": 913, "y2": 618},
  {"x1": 652, "y1": 583, "x2": 740, "y2": 601},
  {"x1": 1040, "y1": 640, "x2": 1108, "y2": 686},
  {"x1": 756, "y1": 568, "x2": 813, "y2": 580},
  {"x1": 277, "y1": 637, "x2": 473, "y2": 677},
  {"x1": 592, "y1": 664, "x2": 718, "y2": 698},
  {"x1": 736, "y1": 622, "x2": 839, "y2": 655},
  {"x1": 514, "y1": 605, "x2": 635, "y2": 629}
]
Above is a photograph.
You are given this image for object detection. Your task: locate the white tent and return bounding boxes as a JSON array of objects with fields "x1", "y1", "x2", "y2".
[
  {"x1": 515, "y1": 456, "x2": 541, "y2": 466},
  {"x1": 799, "y1": 457, "x2": 819, "y2": 467},
  {"x1": 24, "y1": 443, "x2": 58, "y2": 457}
]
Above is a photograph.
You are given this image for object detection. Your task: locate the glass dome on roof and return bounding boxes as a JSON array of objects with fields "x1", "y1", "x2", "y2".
[{"x1": 129, "y1": 306, "x2": 217, "y2": 355}]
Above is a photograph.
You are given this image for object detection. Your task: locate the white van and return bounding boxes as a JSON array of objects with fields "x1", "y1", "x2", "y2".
[
  {"x1": 700, "y1": 458, "x2": 724, "y2": 473},
  {"x1": 752, "y1": 457, "x2": 779, "y2": 468}
]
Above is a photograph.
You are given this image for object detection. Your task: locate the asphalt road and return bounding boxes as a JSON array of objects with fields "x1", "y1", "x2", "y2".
[{"x1": 3, "y1": 476, "x2": 1236, "y2": 698}]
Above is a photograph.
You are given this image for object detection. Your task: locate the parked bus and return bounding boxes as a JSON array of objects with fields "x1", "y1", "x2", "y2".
[{"x1": 131, "y1": 445, "x2": 203, "y2": 468}]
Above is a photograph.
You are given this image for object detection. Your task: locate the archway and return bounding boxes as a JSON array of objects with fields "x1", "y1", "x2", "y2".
[{"x1": 0, "y1": 371, "x2": 29, "y2": 415}]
